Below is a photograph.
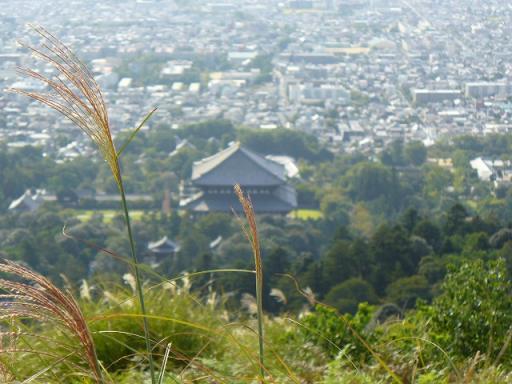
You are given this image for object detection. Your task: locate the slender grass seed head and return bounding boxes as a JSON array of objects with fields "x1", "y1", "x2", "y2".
[{"x1": 9, "y1": 24, "x2": 121, "y2": 186}]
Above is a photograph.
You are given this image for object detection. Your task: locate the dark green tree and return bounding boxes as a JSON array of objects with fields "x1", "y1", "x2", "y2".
[
  {"x1": 370, "y1": 224, "x2": 417, "y2": 293},
  {"x1": 386, "y1": 275, "x2": 431, "y2": 308},
  {"x1": 404, "y1": 141, "x2": 427, "y2": 166},
  {"x1": 444, "y1": 203, "x2": 468, "y2": 236},
  {"x1": 413, "y1": 219, "x2": 442, "y2": 252},
  {"x1": 346, "y1": 162, "x2": 393, "y2": 202},
  {"x1": 324, "y1": 278, "x2": 378, "y2": 314}
]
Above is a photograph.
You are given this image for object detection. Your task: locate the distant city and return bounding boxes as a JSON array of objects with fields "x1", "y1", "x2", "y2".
[{"x1": 1, "y1": 0, "x2": 512, "y2": 159}]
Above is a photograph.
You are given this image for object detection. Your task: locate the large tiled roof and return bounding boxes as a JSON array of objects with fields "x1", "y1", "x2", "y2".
[{"x1": 191, "y1": 142, "x2": 287, "y2": 187}]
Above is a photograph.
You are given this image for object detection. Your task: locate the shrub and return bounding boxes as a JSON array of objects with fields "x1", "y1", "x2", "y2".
[
  {"x1": 386, "y1": 275, "x2": 431, "y2": 309},
  {"x1": 301, "y1": 303, "x2": 375, "y2": 360},
  {"x1": 324, "y1": 278, "x2": 378, "y2": 314},
  {"x1": 431, "y1": 258, "x2": 512, "y2": 361}
]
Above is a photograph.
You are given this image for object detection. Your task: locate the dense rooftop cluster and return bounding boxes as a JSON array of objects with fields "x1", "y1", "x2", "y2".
[{"x1": 1, "y1": 0, "x2": 512, "y2": 159}]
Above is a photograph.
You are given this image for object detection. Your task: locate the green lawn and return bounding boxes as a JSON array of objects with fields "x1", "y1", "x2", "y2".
[
  {"x1": 289, "y1": 209, "x2": 324, "y2": 220},
  {"x1": 75, "y1": 209, "x2": 323, "y2": 222},
  {"x1": 74, "y1": 210, "x2": 147, "y2": 223}
]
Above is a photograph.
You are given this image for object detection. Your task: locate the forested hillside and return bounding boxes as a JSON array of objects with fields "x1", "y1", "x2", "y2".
[{"x1": 2, "y1": 122, "x2": 512, "y2": 382}]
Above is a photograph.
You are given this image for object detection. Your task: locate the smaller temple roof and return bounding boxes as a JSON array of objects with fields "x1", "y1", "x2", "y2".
[
  {"x1": 8, "y1": 190, "x2": 45, "y2": 212},
  {"x1": 147, "y1": 236, "x2": 180, "y2": 254},
  {"x1": 209, "y1": 235, "x2": 223, "y2": 249}
]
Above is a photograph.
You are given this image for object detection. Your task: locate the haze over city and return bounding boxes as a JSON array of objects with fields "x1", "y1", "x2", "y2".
[
  {"x1": 2, "y1": 0, "x2": 512, "y2": 155},
  {"x1": 1, "y1": 1, "x2": 512, "y2": 382}
]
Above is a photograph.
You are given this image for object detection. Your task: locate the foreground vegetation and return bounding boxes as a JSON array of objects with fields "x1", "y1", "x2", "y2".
[
  {"x1": 1, "y1": 255, "x2": 512, "y2": 383},
  {"x1": 2, "y1": 26, "x2": 512, "y2": 382}
]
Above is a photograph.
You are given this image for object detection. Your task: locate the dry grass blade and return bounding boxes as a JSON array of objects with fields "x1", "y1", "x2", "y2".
[
  {"x1": 233, "y1": 185, "x2": 263, "y2": 298},
  {"x1": 0, "y1": 359, "x2": 14, "y2": 383},
  {"x1": 0, "y1": 259, "x2": 103, "y2": 383},
  {"x1": 495, "y1": 326, "x2": 512, "y2": 365},
  {"x1": 11, "y1": 26, "x2": 157, "y2": 383},
  {"x1": 8, "y1": 24, "x2": 120, "y2": 185},
  {"x1": 157, "y1": 343, "x2": 173, "y2": 384},
  {"x1": 233, "y1": 184, "x2": 265, "y2": 381},
  {"x1": 241, "y1": 293, "x2": 258, "y2": 315},
  {"x1": 464, "y1": 351, "x2": 481, "y2": 384},
  {"x1": 269, "y1": 288, "x2": 287, "y2": 305}
]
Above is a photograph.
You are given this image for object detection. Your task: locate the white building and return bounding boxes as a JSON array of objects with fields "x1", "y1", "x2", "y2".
[
  {"x1": 470, "y1": 157, "x2": 512, "y2": 186},
  {"x1": 465, "y1": 81, "x2": 512, "y2": 99},
  {"x1": 470, "y1": 157, "x2": 494, "y2": 181}
]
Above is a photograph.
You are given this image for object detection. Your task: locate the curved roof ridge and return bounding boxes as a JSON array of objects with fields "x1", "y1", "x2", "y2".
[
  {"x1": 238, "y1": 146, "x2": 286, "y2": 181},
  {"x1": 191, "y1": 142, "x2": 286, "y2": 184},
  {"x1": 191, "y1": 141, "x2": 241, "y2": 179}
]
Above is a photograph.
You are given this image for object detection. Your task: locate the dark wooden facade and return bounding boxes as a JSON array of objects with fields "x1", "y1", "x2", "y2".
[{"x1": 179, "y1": 142, "x2": 297, "y2": 214}]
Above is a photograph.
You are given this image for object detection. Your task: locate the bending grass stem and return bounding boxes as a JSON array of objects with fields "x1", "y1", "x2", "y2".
[
  {"x1": 256, "y1": 274, "x2": 264, "y2": 382},
  {"x1": 233, "y1": 185, "x2": 265, "y2": 381},
  {"x1": 118, "y1": 174, "x2": 156, "y2": 384},
  {"x1": 252, "y1": 238, "x2": 264, "y2": 381}
]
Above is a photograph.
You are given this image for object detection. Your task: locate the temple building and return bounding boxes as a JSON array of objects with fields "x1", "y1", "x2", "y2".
[
  {"x1": 8, "y1": 189, "x2": 46, "y2": 213},
  {"x1": 179, "y1": 142, "x2": 297, "y2": 214},
  {"x1": 147, "y1": 236, "x2": 180, "y2": 256},
  {"x1": 146, "y1": 236, "x2": 180, "y2": 266}
]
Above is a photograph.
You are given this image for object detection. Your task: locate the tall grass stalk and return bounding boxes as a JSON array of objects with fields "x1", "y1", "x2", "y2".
[
  {"x1": 10, "y1": 25, "x2": 156, "y2": 384},
  {"x1": 0, "y1": 260, "x2": 104, "y2": 382},
  {"x1": 234, "y1": 184, "x2": 265, "y2": 381},
  {"x1": 119, "y1": 178, "x2": 156, "y2": 382}
]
